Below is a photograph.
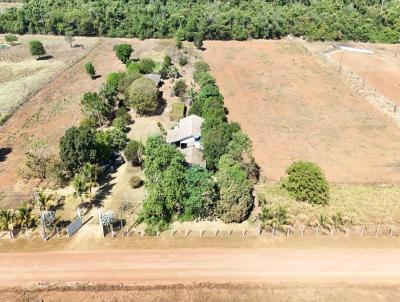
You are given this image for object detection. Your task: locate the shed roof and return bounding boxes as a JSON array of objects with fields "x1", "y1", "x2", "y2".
[
  {"x1": 166, "y1": 115, "x2": 204, "y2": 144},
  {"x1": 144, "y1": 73, "x2": 162, "y2": 85}
]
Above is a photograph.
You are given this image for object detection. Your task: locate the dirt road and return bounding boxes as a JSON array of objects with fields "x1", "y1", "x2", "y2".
[{"x1": 1, "y1": 248, "x2": 400, "y2": 286}]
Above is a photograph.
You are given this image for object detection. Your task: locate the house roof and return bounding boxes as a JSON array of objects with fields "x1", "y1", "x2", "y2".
[
  {"x1": 144, "y1": 73, "x2": 162, "y2": 85},
  {"x1": 181, "y1": 147, "x2": 206, "y2": 167},
  {"x1": 166, "y1": 115, "x2": 204, "y2": 144}
]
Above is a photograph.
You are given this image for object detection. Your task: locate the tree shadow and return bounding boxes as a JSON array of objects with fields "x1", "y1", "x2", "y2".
[
  {"x1": 0, "y1": 147, "x2": 12, "y2": 162},
  {"x1": 150, "y1": 97, "x2": 167, "y2": 116},
  {"x1": 37, "y1": 55, "x2": 53, "y2": 61},
  {"x1": 73, "y1": 44, "x2": 85, "y2": 49},
  {"x1": 92, "y1": 74, "x2": 102, "y2": 80}
]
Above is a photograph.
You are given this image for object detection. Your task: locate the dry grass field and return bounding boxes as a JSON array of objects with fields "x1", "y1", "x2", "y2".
[
  {"x1": 203, "y1": 39, "x2": 400, "y2": 183},
  {"x1": 0, "y1": 2, "x2": 22, "y2": 12},
  {"x1": 0, "y1": 34, "x2": 98, "y2": 118},
  {"x1": 258, "y1": 183, "x2": 400, "y2": 227}
]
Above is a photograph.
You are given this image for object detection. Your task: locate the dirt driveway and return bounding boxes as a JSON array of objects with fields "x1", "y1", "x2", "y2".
[{"x1": 1, "y1": 248, "x2": 400, "y2": 286}]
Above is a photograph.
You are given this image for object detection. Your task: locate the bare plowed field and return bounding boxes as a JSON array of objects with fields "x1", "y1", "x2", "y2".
[{"x1": 203, "y1": 40, "x2": 400, "y2": 183}]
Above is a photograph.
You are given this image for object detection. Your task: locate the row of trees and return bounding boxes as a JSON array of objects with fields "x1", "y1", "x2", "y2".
[
  {"x1": 139, "y1": 60, "x2": 260, "y2": 232},
  {"x1": 0, "y1": 0, "x2": 399, "y2": 43}
]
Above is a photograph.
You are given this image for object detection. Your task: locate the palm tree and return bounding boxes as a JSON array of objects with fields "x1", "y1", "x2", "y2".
[
  {"x1": 72, "y1": 173, "x2": 90, "y2": 204},
  {"x1": 80, "y1": 163, "x2": 98, "y2": 193},
  {"x1": 35, "y1": 190, "x2": 53, "y2": 240},
  {"x1": 17, "y1": 203, "x2": 33, "y2": 239},
  {"x1": 36, "y1": 191, "x2": 52, "y2": 211},
  {"x1": 0, "y1": 209, "x2": 16, "y2": 239},
  {"x1": 260, "y1": 204, "x2": 290, "y2": 233}
]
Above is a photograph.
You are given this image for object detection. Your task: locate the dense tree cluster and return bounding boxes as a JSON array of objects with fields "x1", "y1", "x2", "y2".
[{"x1": 1, "y1": 0, "x2": 399, "y2": 43}]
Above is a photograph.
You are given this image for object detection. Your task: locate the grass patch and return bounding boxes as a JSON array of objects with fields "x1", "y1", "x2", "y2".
[
  {"x1": 258, "y1": 183, "x2": 400, "y2": 228},
  {"x1": 169, "y1": 102, "x2": 185, "y2": 121}
]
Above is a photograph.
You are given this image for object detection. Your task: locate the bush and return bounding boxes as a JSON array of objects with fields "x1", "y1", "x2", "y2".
[
  {"x1": 106, "y1": 72, "x2": 123, "y2": 91},
  {"x1": 169, "y1": 102, "x2": 185, "y2": 121},
  {"x1": 198, "y1": 72, "x2": 215, "y2": 87},
  {"x1": 118, "y1": 72, "x2": 141, "y2": 94},
  {"x1": 115, "y1": 44, "x2": 133, "y2": 64},
  {"x1": 29, "y1": 40, "x2": 46, "y2": 58},
  {"x1": 282, "y1": 161, "x2": 329, "y2": 206},
  {"x1": 85, "y1": 61, "x2": 96, "y2": 79},
  {"x1": 112, "y1": 117, "x2": 127, "y2": 132},
  {"x1": 5, "y1": 34, "x2": 17, "y2": 45},
  {"x1": 124, "y1": 140, "x2": 145, "y2": 166},
  {"x1": 194, "y1": 33, "x2": 204, "y2": 49},
  {"x1": 79, "y1": 118, "x2": 95, "y2": 128},
  {"x1": 129, "y1": 175, "x2": 143, "y2": 188},
  {"x1": 176, "y1": 39, "x2": 183, "y2": 50},
  {"x1": 173, "y1": 79, "x2": 187, "y2": 99},
  {"x1": 193, "y1": 61, "x2": 210, "y2": 83},
  {"x1": 115, "y1": 107, "x2": 131, "y2": 124},
  {"x1": 139, "y1": 58, "x2": 156, "y2": 74},
  {"x1": 127, "y1": 77, "x2": 158, "y2": 115},
  {"x1": 127, "y1": 61, "x2": 140, "y2": 74},
  {"x1": 178, "y1": 55, "x2": 188, "y2": 66}
]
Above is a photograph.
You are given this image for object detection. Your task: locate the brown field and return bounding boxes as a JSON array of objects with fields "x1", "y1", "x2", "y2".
[
  {"x1": 203, "y1": 40, "x2": 400, "y2": 183},
  {"x1": 328, "y1": 44, "x2": 400, "y2": 106}
]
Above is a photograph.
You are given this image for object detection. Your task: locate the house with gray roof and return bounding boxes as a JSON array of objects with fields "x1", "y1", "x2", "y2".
[{"x1": 166, "y1": 114, "x2": 205, "y2": 167}]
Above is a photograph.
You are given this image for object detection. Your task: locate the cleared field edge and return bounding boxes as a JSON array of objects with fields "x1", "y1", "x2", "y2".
[
  {"x1": 304, "y1": 42, "x2": 400, "y2": 128},
  {"x1": 0, "y1": 38, "x2": 100, "y2": 127}
]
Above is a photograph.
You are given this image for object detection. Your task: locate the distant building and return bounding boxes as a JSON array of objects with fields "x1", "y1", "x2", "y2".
[
  {"x1": 166, "y1": 115, "x2": 206, "y2": 167},
  {"x1": 143, "y1": 73, "x2": 162, "y2": 86}
]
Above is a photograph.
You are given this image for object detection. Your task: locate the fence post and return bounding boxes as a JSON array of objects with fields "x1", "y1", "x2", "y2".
[
  {"x1": 286, "y1": 228, "x2": 290, "y2": 237},
  {"x1": 301, "y1": 226, "x2": 305, "y2": 237},
  {"x1": 215, "y1": 229, "x2": 219, "y2": 236},
  {"x1": 56, "y1": 227, "x2": 60, "y2": 239},
  {"x1": 242, "y1": 229, "x2": 247, "y2": 237},
  {"x1": 316, "y1": 227, "x2": 319, "y2": 236},
  {"x1": 361, "y1": 226, "x2": 364, "y2": 236},
  {"x1": 331, "y1": 228, "x2": 334, "y2": 237},
  {"x1": 272, "y1": 227, "x2": 275, "y2": 237},
  {"x1": 228, "y1": 230, "x2": 233, "y2": 236},
  {"x1": 390, "y1": 226, "x2": 393, "y2": 237}
]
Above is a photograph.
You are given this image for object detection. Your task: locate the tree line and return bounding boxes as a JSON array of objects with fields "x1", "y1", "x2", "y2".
[{"x1": 0, "y1": 0, "x2": 399, "y2": 43}]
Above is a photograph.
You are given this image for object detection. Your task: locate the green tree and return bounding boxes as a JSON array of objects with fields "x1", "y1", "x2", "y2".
[
  {"x1": 202, "y1": 121, "x2": 239, "y2": 171},
  {"x1": 182, "y1": 166, "x2": 217, "y2": 220},
  {"x1": 215, "y1": 154, "x2": 253, "y2": 223},
  {"x1": 115, "y1": 107, "x2": 132, "y2": 124},
  {"x1": 59, "y1": 126, "x2": 100, "y2": 173},
  {"x1": 29, "y1": 40, "x2": 46, "y2": 59},
  {"x1": 124, "y1": 140, "x2": 145, "y2": 167},
  {"x1": 115, "y1": 44, "x2": 133, "y2": 64},
  {"x1": 139, "y1": 58, "x2": 156, "y2": 74},
  {"x1": 127, "y1": 77, "x2": 159, "y2": 115},
  {"x1": 5, "y1": 34, "x2": 17, "y2": 45},
  {"x1": 173, "y1": 79, "x2": 187, "y2": 99},
  {"x1": 85, "y1": 61, "x2": 96, "y2": 79},
  {"x1": 282, "y1": 161, "x2": 330, "y2": 205},
  {"x1": 112, "y1": 117, "x2": 127, "y2": 132},
  {"x1": 81, "y1": 92, "x2": 111, "y2": 125},
  {"x1": 0, "y1": 209, "x2": 16, "y2": 239},
  {"x1": 139, "y1": 135, "x2": 187, "y2": 233},
  {"x1": 194, "y1": 32, "x2": 204, "y2": 49},
  {"x1": 106, "y1": 72, "x2": 124, "y2": 92}
]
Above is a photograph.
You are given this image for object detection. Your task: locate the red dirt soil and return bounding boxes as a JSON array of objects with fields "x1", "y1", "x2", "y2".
[
  {"x1": 1, "y1": 248, "x2": 400, "y2": 286},
  {"x1": 330, "y1": 48, "x2": 400, "y2": 106},
  {"x1": 203, "y1": 40, "x2": 400, "y2": 183}
]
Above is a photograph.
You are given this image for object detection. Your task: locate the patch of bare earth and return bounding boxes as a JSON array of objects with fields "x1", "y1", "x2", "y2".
[{"x1": 203, "y1": 40, "x2": 400, "y2": 183}]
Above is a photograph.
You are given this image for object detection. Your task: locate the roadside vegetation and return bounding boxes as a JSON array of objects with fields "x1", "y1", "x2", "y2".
[{"x1": 0, "y1": 0, "x2": 399, "y2": 43}]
